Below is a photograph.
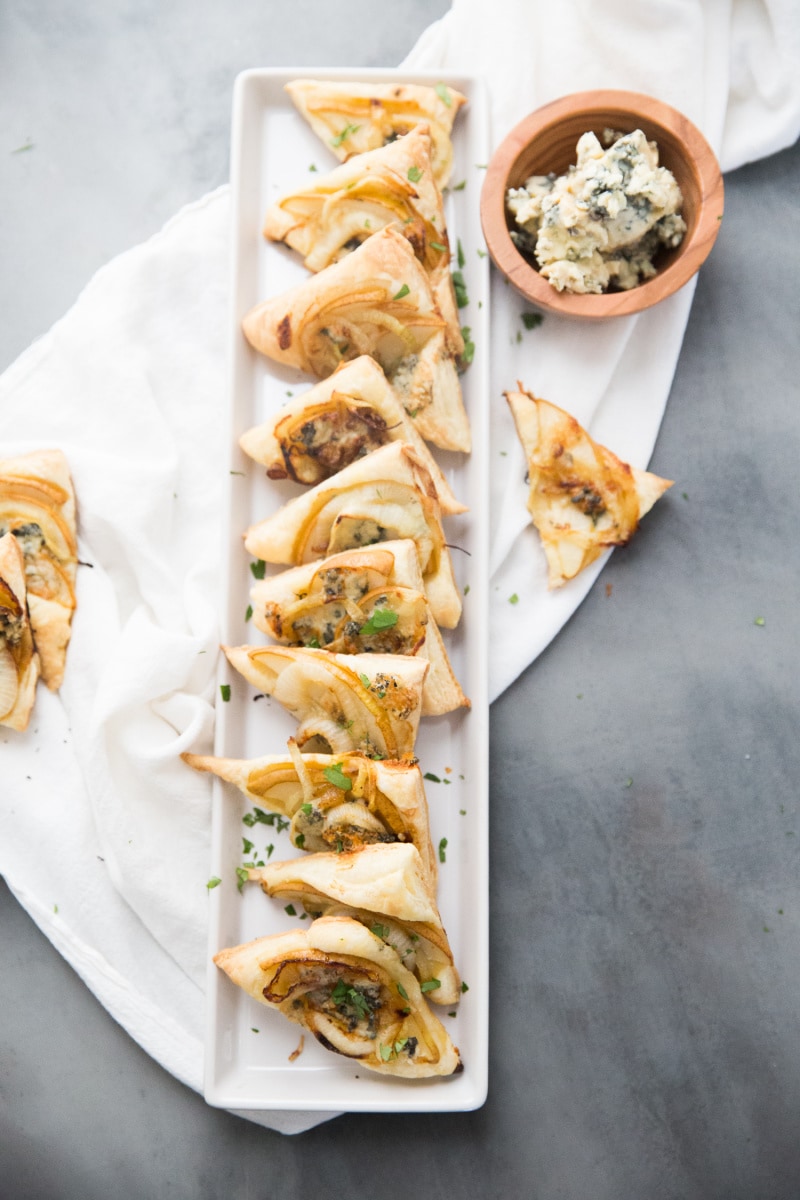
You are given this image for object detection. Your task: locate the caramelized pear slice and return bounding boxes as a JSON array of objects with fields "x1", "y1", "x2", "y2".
[{"x1": 0, "y1": 532, "x2": 40, "y2": 730}]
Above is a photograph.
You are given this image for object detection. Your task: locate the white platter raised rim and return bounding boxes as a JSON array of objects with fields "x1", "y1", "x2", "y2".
[{"x1": 204, "y1": 66, "x2": 490, "y2": 1113}]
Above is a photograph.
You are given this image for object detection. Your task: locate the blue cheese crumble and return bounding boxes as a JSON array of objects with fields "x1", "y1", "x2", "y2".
[{"x1": 506, "y1": 129, "x2": 686, "y2": 294}]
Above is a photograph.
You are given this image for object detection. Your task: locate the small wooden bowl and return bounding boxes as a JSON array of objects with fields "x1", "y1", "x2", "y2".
[{"x1": 480, "y1": 90, "x2": 724, "y2": 320}]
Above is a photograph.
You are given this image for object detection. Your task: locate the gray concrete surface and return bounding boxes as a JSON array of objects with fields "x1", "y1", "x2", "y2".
[{"x1": 2, "y1": 2, "x2": 799, "y2": 1198}]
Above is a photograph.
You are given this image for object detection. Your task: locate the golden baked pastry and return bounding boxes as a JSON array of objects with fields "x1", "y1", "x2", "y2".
[
  {"x1": 247, "y1": 843, "x2": 460, "y2": 1004},
  {"x1": 214, "y1": 915, "x2": 461, "y2": 1077},
  {"x1": 242, "y1": 226, "x2": 470, "y2": 452},
  {"x1": 249, "y1": 539, "x2": 468, "y2": 716},
  {"x1": 263, "y1": 125, "x2": 462, "y2": 349},
  {"x1": 222, "y1": 645, "x2": 428, "y2": 760},
  {"x1": 0, "y1": 532, "x2": 40, "y2": 731},
  {"x1": 285, "y1": 79, "x2": 467, "y2": 186},
  {"x1": 183, "y1": 741, "x2": 438, "y2": 888},
  {"x1": 244, "y1": 441, "x2": 462, "y2": 630},
  {"x1": 239, "y1": 355, "x2": 466, "y2": 515},
  {"x1": 506, "y1": 389, "x2": 673, "y2": 587},
  {"x1": 0, "y1": 449, "x2": 77, "y2": 689}
]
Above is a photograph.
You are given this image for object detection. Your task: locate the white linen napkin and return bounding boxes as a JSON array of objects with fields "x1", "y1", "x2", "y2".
[{"x1": 1, "y1": 0, "x2": 798, "y2": 1135}]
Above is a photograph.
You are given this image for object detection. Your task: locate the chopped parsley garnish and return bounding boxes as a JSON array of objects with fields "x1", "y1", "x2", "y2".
[
  {"x1": 360, "y1": 607, "x2": 399, "y2": 635},
  {"x1": 266, "y1": 843, "x2": 274, "y2": 859},
  {"x1": 509, "y1": 593, "x2": 519, "y2": 605},
  {"x1": 245, "y1": 604, "x2": 253, "y2": 622},
  {"x1": 301, "y1": 803, "x2": 313, "y2": 815},
  {"x1": 457, "y1": 239, "x2": 465, "y2": 269},
  {"x1": 284, "y1": 904, "x2": 297, "y2": 916},
  {"x1": 230, "y1": 469, "x2": 245, "y2": 476},
  {"x1": 452, "y1": 179, "x2": 466, "y2": 191},
  {"x1": 421, "y1": 979, "x2": 441, "y2": 993},
  {"x1": 624, "y1": 778, "x2": 633, "y2": 788},
  {"x1": 393, "y1": 283, "x2": 410, "y2": 300},
  {"x1": 521, "y1": 311, "x2": 543, "y2": 330},
  {"x1": 359, "y1": 672, "x2": 372, "y2": 689},
  {"x1": 331, "y1": 980, "x2": 373, "y2": 1021},
  {"x1": 250, "y1": 559, "x2": 266, "y2": 580},
  {"x1": 331, "y1": 123, "x2": 360, "y2": 147},
  {"x1": 308, "y1": 163, "x2": 317, "y2": 172},
  {"x1": 12, "y1": 141, "x2": 35, "y2": 154},
  {"x1": 460, "y1": 980, "x2": 469, "y2": 993},
  {"x1": 324, "y1": 763, "x2": 352, "y2": 791},
  {"x1": 307, "y1": 636, "x2": 320, "y2": 648},
  {"x1": 435, "y1": 82, "x2": 452, "y2": 107},
  {"x1": 379, "y1": 1043, "x2": 393, "y2": 1061},
  {"x1": 438, "y1": 837, "x2": 448, "y2": 863},
  {"x1": 754, "y1": 616, "x2": 766, "y2": 626},
  {"x1": 407, "y1": 165, "x2": 423, "y2": 183},
  {"x1": 242, "y1": 837, "x2": 254, "y2": 855},
  {"x1": 235, "y1": 866, "x2": 249, "y2": 892},
  {"x1": 463, "y1": 584, "x2": 470, "y2": 596},
  {"x1": 424, "y1": 772, "x2": 441, "y2": 783},
  {"x1": 459, "y1": 326, "x2": 475, "y2": 367},
  {"x1": 397, "y1": 982, "x2": 409, "y2": 1001},
  {"x1": 206, "y1": 876, "x2": 222, "y2": 889},
  {"x1": 371, "y1": 923, "x2": 389, "y2": 940},
  {"x1": 476, "y1": 248, "x2": 487, "y2": 258},
  {"x1": 430, "y1": 240, "x2": 447, "y2": 253},
  {"x1": 295, "y1": 833, "x2": 305, "y2": 848},
  {"x1": 219, "y1": 684, "x2": 231, "y2": 703},
  {"x1": 452, "y1": 270, "x2": 469, "y2": 308}
]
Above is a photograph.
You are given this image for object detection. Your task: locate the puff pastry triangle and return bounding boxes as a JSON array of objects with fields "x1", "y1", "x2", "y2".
[
  {"x1": 0, "y1": 532, "x2": 40, "y2": 731},
  {"x1": 242, "y1": 226, "x2": 470, "y2": 453},
  {"x1": 183, "y1": 742, "x2": 438, "y2": 888},
  {"x1": 239, "y1": 355, "x2": 466, "y2": 515},
  {"x1": 249, "y1": 539, "x2": 468, "y2": 716},
  {"x1": 507, "y1": 390, "x2": 673, "y2": 586},
  {"x1": 285, "y1": 79, "x2": 466, "y2": 186},
  {"x1": 247, "y1": 843, "x2": 460, "y2": 1004},
  {"x1": 244, "y1": 441, "x2": 462, "y2": 629},
  {"x1": 214, "y1": 915, "x2": 462, "y2": 1077},
  {"x1": 0, "y1": 449, "x2": 77, "y2": 689},
  {"x1": 223, "y1": 645, "x2": 428, "y2": 760}
]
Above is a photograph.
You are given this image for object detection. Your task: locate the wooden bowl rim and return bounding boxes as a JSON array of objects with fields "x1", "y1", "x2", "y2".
[{"x1": 480, "y1": 90, "x2": 725, "y2": 321}]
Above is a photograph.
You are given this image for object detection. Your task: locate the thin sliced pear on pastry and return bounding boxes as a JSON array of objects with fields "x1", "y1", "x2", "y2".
[
  {"x1": 242, "y1": 226, "x2": 470, "y2": 453},
  {"x1": 0, "y1": 449, "x2": 77, "y2": 689},
  {"x1": 244, "y1": 441, "x2": 461, "y2": 630},
  {"x1": 250, "y1": 539, "x2": 468, "y2": 715},
  {"x1": 182, "y1": 742, "x2": 437, "y2": 887},
  {"x1": 506, "y1": 389, "x2": 673, "y2": 588},
  {"x1": 285, "y1": 79, "x2": 466, "y2": 186},
  {"x1": 223, "y1": 645, "x2": 427, "y2": 760},
  {"x1": 0, "y1": 533, "x2": 40, "y2": 731},
  {"x1": 214, "y1": 915, "x2": 461, "y2": 1077},
  {"x1": 247, "y1": 843, "x2": 460, "y2": 1004},
  {"x1": 263, "y1": 125, "x2": 462, "y2": 351},
  {"x1": 239, "y1": 356, "x2": 465, "y2": 515}
]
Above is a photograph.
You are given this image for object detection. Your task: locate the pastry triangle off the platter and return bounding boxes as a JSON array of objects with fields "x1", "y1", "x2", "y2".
[
  {"x1": 249, "y1": 539, "x2": 469, "y2": 716},
  {"x1": 182, "y1": 742, "x2": 438, "y2": 889},
  {"x1": 242, "y1": 225, "x2": 470, "y2": 453},
  {"x1": 506, "y1": 389, "x2": 673, "y2": 588},
  {"x1": 244, "y1": 440, "x2": 462, "y2": 630},
  {"x1": 223, "y1": 645, "x2": 428, "y2": 761},
  {"x1": 0, "y1": 448, "x2": 77, "y2": 690},
  {"x1": 247, "y1": 842, "x2": 460, "y2": 1005},
  {"x1": 214, "y1": 915, "x2": 461, "y2": 1077},
  {"x1": 263, "y1": 124, "x2": 462, "y2": 352},
  {"x1": 285, "y1": 78, "x2": 466, "y2": 187},
  {"x1": 0, "y1": 532, "x2": 40, "y2": 731},
  {"x1": 239, "y1": 354, "x2": 465, "y2": 515}
]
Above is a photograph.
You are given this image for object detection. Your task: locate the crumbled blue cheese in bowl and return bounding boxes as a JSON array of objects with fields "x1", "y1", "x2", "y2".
[{"x1": 506, "y1": 129, "x2": 687, "y2": 294}]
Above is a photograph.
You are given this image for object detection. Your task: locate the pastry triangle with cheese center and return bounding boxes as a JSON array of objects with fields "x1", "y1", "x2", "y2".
[
  {"x1": 263, "y1": 125, "x2": 462, "y2": 351},
  {"x1": 0, "y1": 532, "x2": 40, "y2": 731},
  {"x1": 247, "y1": 843, "x2": 461, "y2": 1005},
  {"x1": 242, "y1": 226, "x2": 470, "y2": 452},
  {"x1": 0, "y1": 449, "x2": 77, "y2": 689},
  {"x1": 244, "y1": 441, "x2": 462, "y2": 629},
  {"x1": 223, "y1": 645, "x2": 428, "y2": 760},
  {"x1": 183, "y1": 741, "x2": 438, "y2": 888},
  {"x1": 285, "y1": 79, "x2": 466, "y2": 186},
  {"x1": 239, "y1": 355, "x2": 466, "y2": 515},
  {"x1": 506, "y1": 389, "x2": 673, "y2": 587},
  {"x1": 214, "y1": 915, "x2": 462, "y2": 1077},
  {"x1": 249, "y1": 539, "x2": 468, "y2": 716}
]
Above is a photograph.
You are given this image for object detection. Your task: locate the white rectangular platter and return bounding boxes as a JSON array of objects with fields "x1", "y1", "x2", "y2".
[{"x1": 204, "y1": 67, "x2": 490, "y2": 1113}]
